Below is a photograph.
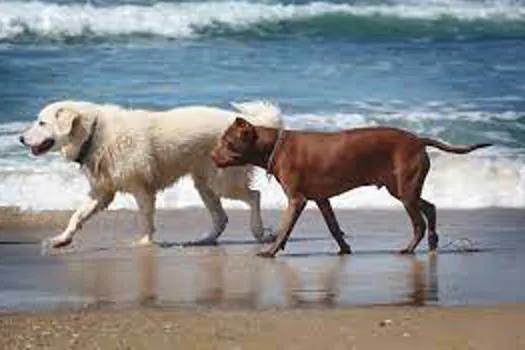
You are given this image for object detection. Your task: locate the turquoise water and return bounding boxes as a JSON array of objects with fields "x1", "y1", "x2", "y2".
[{"x1": 1, "y1": 0, "x2": 524, "y2": 209}]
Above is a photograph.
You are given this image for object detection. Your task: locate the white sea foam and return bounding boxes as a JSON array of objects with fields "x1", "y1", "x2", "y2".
[
  {"x1": 0, "y1": 0, "x2": 524, "y2": 41},
  {"x1": 1, "y1": 139, "x2": 523, "y2": 211},
  {"x1": 289, "y1": 109, "x2": 525, "y2": 129},
  {"x1": 0, "y1": 151, "x2": 523, "y2": 211}
]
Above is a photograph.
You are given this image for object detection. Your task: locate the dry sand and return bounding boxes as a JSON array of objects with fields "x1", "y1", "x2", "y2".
[{"x1": 1, "y1": 305, "x2": 525, "y2": 349}]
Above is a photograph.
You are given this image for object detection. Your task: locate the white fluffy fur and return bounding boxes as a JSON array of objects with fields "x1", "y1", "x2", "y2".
[{"x1": 21, "y1": 100, "x2": 282, "y2": 247}]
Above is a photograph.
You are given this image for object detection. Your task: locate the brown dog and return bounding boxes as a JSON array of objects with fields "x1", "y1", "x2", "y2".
[{"x1": 211, "y1": 118, "x2": 491, "y2": 258}]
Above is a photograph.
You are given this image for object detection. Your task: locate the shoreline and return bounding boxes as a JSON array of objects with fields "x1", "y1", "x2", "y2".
[{"x1": 1, "y1": 205, "x2": 524, "y2": 227}]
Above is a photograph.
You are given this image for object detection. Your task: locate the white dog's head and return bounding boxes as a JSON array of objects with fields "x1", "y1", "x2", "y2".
[{"x1": 20, "y1": 101, "x2": 98, "y2": 161}]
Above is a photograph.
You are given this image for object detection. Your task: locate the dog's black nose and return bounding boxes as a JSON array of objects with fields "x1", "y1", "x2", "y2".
[{"x1": 19, "y1": 135, "x2": 25, "y2": 144}]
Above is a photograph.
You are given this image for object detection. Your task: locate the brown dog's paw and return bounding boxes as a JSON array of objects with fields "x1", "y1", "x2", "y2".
[
  {"x1": 428, "y1": 234, "x2": 439, "y2": 251},
  {"x1": 338, "y1": 246, "x2": 352, "y2": 255},
  {"x1": 398, "y1": 248, "x2": 415, "y2": 255},
  {"x1": 256, "y1": 250, "x2": 276, "y2": 258}
]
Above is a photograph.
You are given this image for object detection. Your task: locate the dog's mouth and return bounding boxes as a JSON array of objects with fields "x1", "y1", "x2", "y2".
[
  {"x1": 31, "y1": 139, "x2": 55, "y2": 156},
  {"x1": 212, "y1": 156, "x2": 241, "y2": 168},
  {"x1": 211, "y1": 150, "x2": 232, "y2": 168},
  {"x1": 212, "y1": 156, "x2": 226, "y2": 168}
]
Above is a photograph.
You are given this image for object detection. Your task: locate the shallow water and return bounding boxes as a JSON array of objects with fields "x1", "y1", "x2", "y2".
[{"x1": 1, "y1": 209, "x2": 524, "y2": 312}]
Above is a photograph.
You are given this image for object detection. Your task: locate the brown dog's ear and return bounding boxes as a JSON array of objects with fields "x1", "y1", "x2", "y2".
[
  {"x1": 55, "y1": 107, "x2": 81, "y2": 136},
  {"x1": 233, "y1": 117, "x2": 250, "y2": 127},
  {"x1": 235, "y1": 117, "x2": 257, "y2": 143}
]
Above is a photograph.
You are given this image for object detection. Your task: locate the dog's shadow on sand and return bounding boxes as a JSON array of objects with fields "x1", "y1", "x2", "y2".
[
  {"x1": 154, "y1": 236, "x2": 497, "y2": 257},
  {"x1": 279, "y1": 247, "x2": 493, "y2": 258},
  {"x1": 12, "y1": 237, "x2": 501, "y2": 257},
  {"x1": 156, "y1": 236, "x2": 328, "y2": 248},
  {"x1": 0, "y1": 240, "x2": 41, "y2": 245}
]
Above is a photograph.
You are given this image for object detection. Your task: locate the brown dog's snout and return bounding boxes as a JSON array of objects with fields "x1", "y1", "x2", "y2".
[{"x1": 211, "y1": 147, "x2": 228, "y2": 168}]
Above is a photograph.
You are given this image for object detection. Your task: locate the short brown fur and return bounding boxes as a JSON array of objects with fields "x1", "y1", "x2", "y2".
[{"x1": 212, "y1": 118, "x2": 491, "y2": 257}]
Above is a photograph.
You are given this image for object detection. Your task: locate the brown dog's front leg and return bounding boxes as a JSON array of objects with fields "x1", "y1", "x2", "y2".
[
  {"x1": 315, "y1": 199, "x2": 352, "y2": 255},
  {"x1": 257, "y1": 197, "x2": 306, "y2": 258}
]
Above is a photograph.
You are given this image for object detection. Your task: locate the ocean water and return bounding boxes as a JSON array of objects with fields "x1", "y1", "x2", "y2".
[{"x1": 1, "y1": 0, "x2": 524, "y2": 211}]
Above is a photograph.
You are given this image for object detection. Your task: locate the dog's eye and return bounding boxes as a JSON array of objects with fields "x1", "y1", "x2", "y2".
[{"x1": 38, "y1": 120, "x2": 46, "y2": 126}]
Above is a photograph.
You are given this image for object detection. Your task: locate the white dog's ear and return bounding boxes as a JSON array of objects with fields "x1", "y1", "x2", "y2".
[{"x1": 55, "y1": 107, "x2": 81, "y2": 135}]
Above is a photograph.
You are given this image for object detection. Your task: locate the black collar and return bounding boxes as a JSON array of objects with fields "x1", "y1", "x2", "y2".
[
  {"x1": 74, "y1": 119, "x2": 97, "y2": 165},
  {"x1": 266, "y1": 127, "x2": 286, "y2": 178}
]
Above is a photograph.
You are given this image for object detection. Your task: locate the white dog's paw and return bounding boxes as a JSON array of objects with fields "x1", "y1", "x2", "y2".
[
  {"x1": 131, "y1": 235, "x2": 153, "y2": 247},
  {"x1": 45, "y1": 235, "x2": 73, "y2": 249},
  {"x1": 254, "y1": 228, "x2": 277, "y2": 244},
  {"x1": 182, "y1": 236, "x2": 219, "y2": 247}
]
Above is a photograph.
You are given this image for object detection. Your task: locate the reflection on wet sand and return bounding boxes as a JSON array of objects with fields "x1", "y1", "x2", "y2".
[
  {"x1": 278, "y1": 256, "x2": 346, "y2": 307},
  {"x1": 73, "y1": 247, "x2": 159, "y2": 308},
  {"x1": 2, "y1": 208, "x2": 524, "y2": 311},
  {"x1": 138, "y1": 247, "x2": 157, "y2": 306},
  {"x1": 72, "y1": 248, "x2": 440, "y2": 309},
  {"x1": 403, "y1": 254, "x2": 438, "y2": 306}
]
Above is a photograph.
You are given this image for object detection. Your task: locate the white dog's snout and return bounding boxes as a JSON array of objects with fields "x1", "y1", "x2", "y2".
[{"x1": 19, "y1": 120, "x2": 58, "y2": 156}]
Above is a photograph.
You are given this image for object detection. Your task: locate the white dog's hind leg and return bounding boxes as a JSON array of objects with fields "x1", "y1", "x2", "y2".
[
  {"x1": 49, "y1": 192, "x2": 115, "y2": 248},
  {"x1": 231, "y1": 188, "x2": 276, "y2": 243},
  {"x1": 132, "y1": 189, "x2": 156, "y2": 246},
  {"x1": 189, "y1": 176, "x2": 228, "y2": 245}
]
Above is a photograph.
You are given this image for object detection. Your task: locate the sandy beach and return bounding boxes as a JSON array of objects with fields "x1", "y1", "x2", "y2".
[
  {"x1": 2, "y1": 304, "x2": 525, "y2": 349},
  {"x1": 1, "y1": 207, "x2": 525, "y2": 349}
]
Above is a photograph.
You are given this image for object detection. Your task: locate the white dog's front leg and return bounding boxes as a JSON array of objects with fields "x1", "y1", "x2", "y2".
[{"x1": 50, "y1": 192, "x2": 115, "y2": 248}]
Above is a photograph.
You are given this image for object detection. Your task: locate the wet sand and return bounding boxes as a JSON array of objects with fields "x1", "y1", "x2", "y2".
[{"x1": 1, "y1": 207, "x2": 525, "y2": 348}]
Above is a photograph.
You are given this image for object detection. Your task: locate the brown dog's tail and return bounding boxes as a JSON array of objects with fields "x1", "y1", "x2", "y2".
[{"x1": 421, "y1": 138, "x2": 492, "y2": 154}]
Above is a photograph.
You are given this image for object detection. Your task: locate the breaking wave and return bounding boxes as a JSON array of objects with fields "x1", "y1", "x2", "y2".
[{"x1": 1, "y1": 0, "x2": 525, "y2": 44}]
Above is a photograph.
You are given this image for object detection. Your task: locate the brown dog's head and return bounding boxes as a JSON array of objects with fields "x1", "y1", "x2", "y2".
[{"x1": 212, "y1": 117, "x2": 257, "y2": 168}]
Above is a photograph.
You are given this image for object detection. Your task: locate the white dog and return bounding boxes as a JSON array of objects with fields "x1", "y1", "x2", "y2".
[{"x1": 20, "y1": 100, "x2": 281, "y2": 248}]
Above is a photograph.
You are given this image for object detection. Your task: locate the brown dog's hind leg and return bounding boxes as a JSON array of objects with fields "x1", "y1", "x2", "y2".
[
  {"x1": 400, "y1": 200, "x2": 427, "y2": 254},
  {"x1": 419, "y1": 198, "x2": 438, "y2": 251},
  {"x1": 386, "y1": 182, "x2": 426, "y2": 254},
  {"x1": 257, "y1": 197, "x2": 306, "y2": 258},
  {"x1": 394, "y1": 151, "x2": 431, "y2": 254},
  {"x1": 315, "y1": 199, "x2": 351, "y2": 255}
]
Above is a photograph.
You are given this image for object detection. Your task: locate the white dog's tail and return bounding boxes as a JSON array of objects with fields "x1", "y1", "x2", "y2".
[{"x1": 231, "y1": 100, "x2": 283, "y2": 128}]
